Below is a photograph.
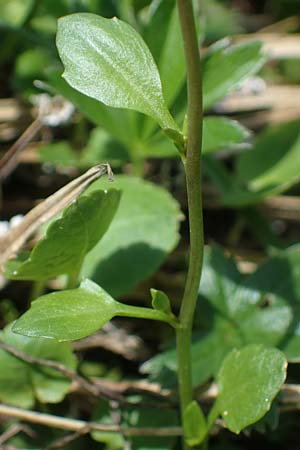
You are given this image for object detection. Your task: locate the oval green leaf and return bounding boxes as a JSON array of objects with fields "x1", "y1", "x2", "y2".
[
  {"x1": 12, "y1": 279, "x2": 122, "y2": 341},
  {"x1": 216, "y1": 344, "x2": 287, "y2": 433},
  {"x1": 57, "y1": 13, "x2": 179, "y2": 132},
  {"x1": 13, "y1": 279, "x2": 174, "y2": 342}
]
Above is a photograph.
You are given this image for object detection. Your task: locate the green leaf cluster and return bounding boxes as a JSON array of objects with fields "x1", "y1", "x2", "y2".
[
  {"x1": 47, "y1": 8, "x2": 264, "y2": 165},
  {"x1": 143, "y1": 245, "x2": 299, "y2": 386},
  {"x1": 213, "y1": 121, "x2": 300, "y2": 206}
]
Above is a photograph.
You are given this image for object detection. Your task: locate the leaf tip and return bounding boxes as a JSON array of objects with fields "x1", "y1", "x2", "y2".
[{"x1": 11, "y1": 321, "x2": 29, "y2": 338}]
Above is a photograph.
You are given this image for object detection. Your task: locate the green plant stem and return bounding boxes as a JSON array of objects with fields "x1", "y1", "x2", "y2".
[
  {"x1": 67, "y1": 266, "x2": 82, "y2": 289},
  {"x1": 117, "y1": 303, "x2": 179, "y2": 329},
  {"x1": 176, "y1": 0, "x2": 204, "y2": 448},
  {"x1": 130, "y1": 151, "x2": 145, "y2": 177},
  {"x1": 29, "y1": 280, "x2": 45, "y2": 303}
]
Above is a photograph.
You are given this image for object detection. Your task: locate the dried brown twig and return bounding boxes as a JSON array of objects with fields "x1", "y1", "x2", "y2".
[
  {"x1": 0, "y1": 423, "x2": 35, "y2": 445},
  {"x1": 0, "y1": 119, "x2": 42, "y2": 183},
  {"x1": 234, "y1": 33, "x2": 300, "y2": 60},
  {"x1": 44, "y1": 426, "x2": 91, "y2": 450},
  {"x1": 0, "y1": 340, "x2": 175, "y2": 409},
  {"x1": 0, "y1": 340, "x2": 120, "y2": 401},
  {"x1": 0, "y1": 94, "x2": 75, "y2": 183},
  {"x1": 0, "y1": 404, "x2": 182, "y2": 437}
]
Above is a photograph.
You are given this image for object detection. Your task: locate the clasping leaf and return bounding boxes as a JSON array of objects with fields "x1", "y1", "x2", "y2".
[
  {"x1": 213, "y1": 345, "x2": 287, "y2": 433},
  {"x1": 183, "y1": 401, "x2": 207, "y2": 446}
]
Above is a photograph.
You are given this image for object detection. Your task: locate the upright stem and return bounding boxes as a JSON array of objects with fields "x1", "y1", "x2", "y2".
[
  {"x1": 176, "y1": 0, "x2": 204, "y2": 447},
  {"x1": 67, "y1": 265, "x2": 82, "y2": 289},
  {"x1": 29, "y1": 280, "x2": 45, "y2": 303}
]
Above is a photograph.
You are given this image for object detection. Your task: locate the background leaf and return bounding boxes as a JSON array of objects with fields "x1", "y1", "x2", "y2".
[
  {"x1": 127, "y1": 400, "x2": 178, "y2": 450},
  {"x1": 215, "y1": 345, "x2": 287, "y2": 433},
  {"x1": 0, "y1": 0, "x2": 33, "y2": 27},
  {"x1": 0, "y1": 324, "x2": 76, "y2": 407},
  {"x1": 142, "y1": 245, "x2": 300, "y2": 387},
  {"x1": 80, "y1": 128, "x2": 130, "y2": 167},
  {"x1": 91, "y1": 399, "x2": 125, "y2": 448},
  {"x1": 141, "y1": 0, "x2": 186, "y2": 138},
  {"x1": 92, "y1": 396, "x2": 178, "y2": 450},
  {"x1": 202, "y1": 0, "x2": 243, "y2": 41},
  {"x1": 82, "y1": 176, "x2": 182, "y2": 297},
  {"x1": 202, "y1": 117, "x2": 250, "y2": 154},
  {"x1": 38, "y1": 141, "x2": 78, "y2": 167},
  {"x1": 143, "y1": 0, "x2": 185, "y2": 108},
  {"x1": 203, "y1": 41, "x2": 265, "y2": 110},
  {"x1": 236, "y1": 120, "x2": 300, "y2": 195}
]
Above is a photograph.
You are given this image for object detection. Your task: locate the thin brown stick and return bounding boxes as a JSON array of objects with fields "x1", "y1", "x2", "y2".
[
  {"x1": 4, "y1": 339, "x2": 299, "y2": 410},
  {"x1": 0, "y1": 423, "x2": 35, "y2": 445},
  {"x1": 0, "y1": 341, "x2": 175, "y2": 409},
  {"x1": 0, "y1": 404, "x2": 182, "y2": 437},
  {"x1": 0, "y1": 341, "x2": 119, "y2": 401},
  {"x1": 0, "y1": 119, "x2": 42, "y2": 183},
  {"x1": 0, "y1": 445, "x2": 19, "y2": 450},
  {"x1": 44, "y1": 426, "x2": 91, "y2": 450}
]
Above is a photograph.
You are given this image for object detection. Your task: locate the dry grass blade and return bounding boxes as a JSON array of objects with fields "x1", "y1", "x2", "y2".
[
  {"x1": 234, "y1": 33, "x2": 300, "y2": 60},
  {"x1": 0, "y1": 164, "x2": 113, "y2": 269},
  {"x1": 0, "y1": 404, "x2": 182, "y2": 437},
  {"x1": 44, "y1": 426, "x2": 91, "y2": 450},
  {"x1": 0, "y1": 424, "x2": 36, "y2": 445},
  {"x1": 0, "y1": 98, "x2": 22, "y2": 123},
  {"x1": 0, "y1": 119, "x2": 42, "y2": 183},
  {"x1": 217, "y1": 85, "x2": 300, "y2": 126}
]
